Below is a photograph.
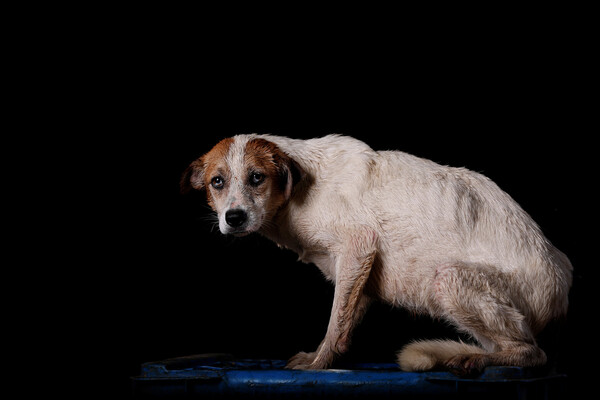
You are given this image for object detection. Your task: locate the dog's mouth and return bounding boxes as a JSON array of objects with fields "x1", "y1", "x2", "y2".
[{"x1": 229, "y1": 229, "x2": 252, "y2": 237}]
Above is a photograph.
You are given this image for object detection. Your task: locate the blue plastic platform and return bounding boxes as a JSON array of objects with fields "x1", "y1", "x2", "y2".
[{"x1": 132, "y1": 353, "x2": 567, "y2": 398}]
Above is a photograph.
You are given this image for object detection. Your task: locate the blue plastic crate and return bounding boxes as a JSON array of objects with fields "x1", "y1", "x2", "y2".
[{"x1": 132, "y1": 353, "x2": 566, "y2": 398}]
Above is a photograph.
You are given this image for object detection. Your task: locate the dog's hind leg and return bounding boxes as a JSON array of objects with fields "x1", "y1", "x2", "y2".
[
  {"x1": 430, "y1": 263, "x2": 546, "y2": 376},
  {"x1": 286, "y1": 227, "x2": 378, "y2": 370}
]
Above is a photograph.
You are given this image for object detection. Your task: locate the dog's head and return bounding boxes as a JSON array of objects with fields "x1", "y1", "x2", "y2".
[{"x1": 181, "y1": 136, "x2": 302, "y2": 236}]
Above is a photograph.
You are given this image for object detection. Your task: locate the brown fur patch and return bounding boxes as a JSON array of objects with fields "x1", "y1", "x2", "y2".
[
  {"x1": 245, "y1": 138, "x2": 291, "y2": 198},
  {"x1": 245, "y1": 139, "x2": 289, "y2": 177},
  {"x1": 202, "y1": 138, "x2": 234, "y2": 186}
]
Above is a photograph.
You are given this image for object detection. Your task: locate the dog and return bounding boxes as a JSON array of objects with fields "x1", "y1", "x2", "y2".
[{"x1": 181, "y1": 134, "x2": 572, "y2": 375}]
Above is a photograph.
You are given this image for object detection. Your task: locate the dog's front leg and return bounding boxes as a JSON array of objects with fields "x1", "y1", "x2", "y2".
[{"x1": 286, "y1": 228, "x2": 377, "y2": 370}]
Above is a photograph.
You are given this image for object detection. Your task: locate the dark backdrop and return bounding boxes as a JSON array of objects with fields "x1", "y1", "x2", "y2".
[{"x1": 78, "y1": 27, "x2": 592, "y2": 396}]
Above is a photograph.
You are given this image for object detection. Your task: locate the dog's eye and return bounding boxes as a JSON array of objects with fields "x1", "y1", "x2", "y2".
[
  {"x1": 250, "y1": 172, "x2": 265, "y2": 186},
  {"x1": 211, "y1": 176, "x2": 224, "y2": 189}
]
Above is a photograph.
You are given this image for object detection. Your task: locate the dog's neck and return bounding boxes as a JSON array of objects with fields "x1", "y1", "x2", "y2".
[{"x1": 259, "y1": 205, "x2": 300, "y2": 253}]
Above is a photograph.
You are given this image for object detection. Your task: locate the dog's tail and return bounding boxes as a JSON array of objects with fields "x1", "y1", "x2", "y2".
[{"x1": 397, "y1": 339, "x2": 486, "y2": 371}]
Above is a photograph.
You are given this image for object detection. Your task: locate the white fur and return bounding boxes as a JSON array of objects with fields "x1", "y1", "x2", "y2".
[{"x1": 187, "y1": 134, "x2": 573, "y2": 373}]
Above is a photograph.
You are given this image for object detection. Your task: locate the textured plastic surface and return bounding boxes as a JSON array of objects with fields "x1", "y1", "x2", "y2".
[{"x1": 132, "y1": 353, "x2": 566, "y2": 398}]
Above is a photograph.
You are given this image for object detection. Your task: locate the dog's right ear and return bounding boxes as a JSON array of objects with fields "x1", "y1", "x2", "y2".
[
  {"x1": 180, "y1": 158, "x2": 206, "y2": 194},
  {"x1": 280, "y1": 157, "x2": 305, "y2": 201}
]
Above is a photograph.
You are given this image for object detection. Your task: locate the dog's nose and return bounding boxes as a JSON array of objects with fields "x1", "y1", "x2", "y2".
[{"x1": 225, "y1": 209, "x2": 247, "y2": 227}]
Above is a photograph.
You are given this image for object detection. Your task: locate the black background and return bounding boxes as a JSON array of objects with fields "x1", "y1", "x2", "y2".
[{"x1": 54, "y1": 15, "x2": 594, "y2": 396}]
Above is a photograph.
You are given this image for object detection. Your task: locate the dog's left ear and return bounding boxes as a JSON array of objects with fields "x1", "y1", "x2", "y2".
[
  {"x1": 277, "y1": 152, "x2": 305, "y2": 200},
  {"x1": 180, "y1": 158, "x2": 206, "y2": 194}
]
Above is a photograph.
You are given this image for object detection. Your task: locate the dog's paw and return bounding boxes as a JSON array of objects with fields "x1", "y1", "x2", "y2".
[
  {"x1": 285, "y1": 351, "x2": 318, "y2": 370},
  {"x1": 445, "y1": 354, "x2": 488, "y2": 377}
]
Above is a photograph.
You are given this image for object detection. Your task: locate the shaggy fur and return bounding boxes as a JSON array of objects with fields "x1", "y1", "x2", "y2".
[{"x1": 181, "y1": 134, "x2": 572, "y2": 375}]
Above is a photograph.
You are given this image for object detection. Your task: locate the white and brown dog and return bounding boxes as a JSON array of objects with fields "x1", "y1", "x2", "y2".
[{"x1": 181, "y1": 134, "x2": 572, "y2": 375}]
